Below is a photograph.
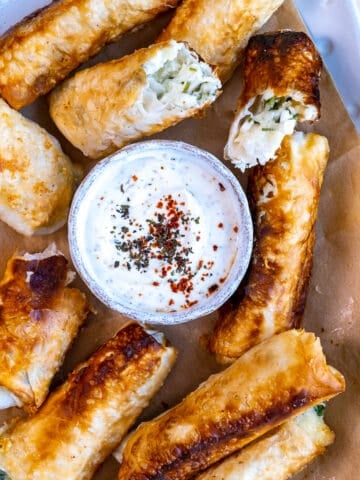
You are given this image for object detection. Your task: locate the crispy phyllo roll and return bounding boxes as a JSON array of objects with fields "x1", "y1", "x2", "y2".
[
  {"x1": 209, "y1": 132, "x2": 329, "y2": 364},
  {"x1": 0, "y1": 99, "x2": 76, "y2": 236},
  {"x1": 49, "y1": 40, "x2": 221, "y2": 159},
  {"x1": 0, "y1": 245, "x2": 88, "y2": 413},
  {"x1": 157, "y1": 0, "x2": 285, "y2": 82},
  {"x1": 197, "y1": 405, "x2": 334, "y2": 480},
  {"x1": 225, "y1": 31, "x2": 322, "y2": 170},
  {"x1": 0, "y1": 0, "x2": 179, "y2": 109},
  {"x1": 117, "y1": 329, "x2": 344, "y2": 480},
  {"x1": 0, "y1": 322, "x2": 177, "y2": 480}
]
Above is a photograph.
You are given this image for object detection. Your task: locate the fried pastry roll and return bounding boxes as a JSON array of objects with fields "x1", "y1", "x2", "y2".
[
  {"x1": 196, "y1": 405, "x2": 334, "y2": 480},
  {"x1": 224, "y1": 31, "x2": 322, "y2": 170},
  {"x1": 0, "y1": 99, "x2": 77, "y2": 236},
  {"x1": 0, "y1": 0, "x2": 179, "y2": 109},
  {"x1": 0, "y1": 245, "x2": 88, "y2": 413},
  {"x1": 49, "y1": 40, "x2": 221, "y2": 159},
  {"x1": 0, "y1": 322, "x2": 177, "y2": 480},
  {"x1": 208, "y1": 132, "x2": 329, "y2": 364},
  {"x1": 157, "y1": 0, "x2": 285, "y2": 82},
  {"x1": 116, "y1": 329, "x2": 345, "y2": 480}
]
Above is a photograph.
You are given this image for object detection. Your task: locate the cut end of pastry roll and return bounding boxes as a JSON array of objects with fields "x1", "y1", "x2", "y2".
[
  {"x1": 0, "y1": 99, "x2": 76, "y2": 236},
  {"x1": 225, "y1": 31, "x2": 322, "y2": 171},
  {"x1": 0, "y1": 322, "x2": 176, "y2": 480},
  {"x1": 0, "y1": 245, "x2": 88, "y2": 412},
  {"x1": 117, "y1": 329, "x2": 344, "y2": 480},
  {"x1": 197, "y1": 405, "x2": 334, "y2": 480},
  {"x1": 49, "y1": 40, "x2": 221, "y2": 159}
]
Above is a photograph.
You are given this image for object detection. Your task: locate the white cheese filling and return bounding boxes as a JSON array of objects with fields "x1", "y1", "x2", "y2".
[
  {"x1": 225, "y1": 88, "x2": 318, "y2": 171},
  {"x1": 106, "y1": 41, "x2": 221, "y2": 145},
  {"x1": 143, "y1": 41, "x2": 221, "y2": 112}
]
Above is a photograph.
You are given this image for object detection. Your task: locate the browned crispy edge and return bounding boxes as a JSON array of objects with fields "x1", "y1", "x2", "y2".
[
  {"x1": 0, "y1": 253, "x2": 89, "y2": 409},
  {"x1": 241, "y1": 30, "x2": 322, "y2": 115},
  {"x1": 0, "y1": 254, "x2": 71, "y2": 324},
  {"x1": 59, "y1": 322, "x2": 165, "y2": 417},
  {"x1": 132, "y1": 393, "x2": 315, "y2": 480},
  {"x1": 245, "y1": 165, "x2": 316, "y2": 332}
]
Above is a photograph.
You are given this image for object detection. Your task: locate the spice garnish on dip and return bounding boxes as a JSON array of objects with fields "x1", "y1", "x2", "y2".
[{"x1": 69, "y1": 141, "x2": 252, "y2": 324}]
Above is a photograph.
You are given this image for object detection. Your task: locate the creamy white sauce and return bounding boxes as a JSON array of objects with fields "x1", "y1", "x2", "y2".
[{"x1": 74, "y1": 147, "x2": 247, "y2": 317}]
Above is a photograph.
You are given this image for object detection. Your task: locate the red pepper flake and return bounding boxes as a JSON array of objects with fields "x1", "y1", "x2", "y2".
[
  {"x1": 198, "y1": 260, "x2": 204, "y2": 269},
  {"x1": 207, "y1": 284, "x2": 219, "y2": 295},
  {"x1": 153, "y1": 281, "x2": 160, "y2": 286},
  {"x1": 99, "y1": 196, "x2": 104, "y2": 200},
  {"x1": 218, "y1": 222, "x2": 223, "y2": 228},
  {"x1": 218, "y1": 182, "x2": 226, "y2": 192},
  {"x1": 233, "y1": 225, "x2": 239, "y2": 233},
  {"x1": 196, "y1": 236, "x2": 201, "y2": 241},
  {"x1": 112, "y1": 193, "x2": 200, "y2": 289},
  {"x1": 213, "y1": 245, "x2": 218, "y2": 251},
  {"x1": 132, "y1": 175, "x2": 138, "y2": 181},
  {"x1": 169, "y1": 277, "x2": 193, "y2": 295},
  {"x1": 219, "y1": 277, "x2": 226, "y2": 284},
  {"x1": 169, "y1": 299, "x2": 174, "y2": 306}
]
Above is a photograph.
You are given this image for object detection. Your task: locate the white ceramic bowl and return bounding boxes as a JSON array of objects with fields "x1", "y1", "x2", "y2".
[{"x1": 68, "y1": 140, "x2": 253, "y2": 325}]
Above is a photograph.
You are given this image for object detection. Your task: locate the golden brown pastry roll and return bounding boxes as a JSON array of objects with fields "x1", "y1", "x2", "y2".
[
  {"x1": 208, "y1": 132, "x2": 329, "y2": 364},
  {"x1": 0, "y1": 322, "x2": 177, "y2": 480},
  {"x1": 49, "y1": 40, "x2": 221, "y2": 159},
  {"x1": 196, "y1": 405, "x2": 334, "y2": 480},
  {"x1": 0, "y1": 99, "x2": 76, "y2": 236},
  {"x1": 157, "y1": 0, "x2": 285, "y2": 82},
  {"x1": 225, "y1": 31, "x2": 322, "y2": 170},
  {"x1": 0, "y1": 0, "x2": 179, "y2": 109},
  {"x1": 117, "y1": 329, "x2": 345, "y2": 480},
  {"x1": 0, "y1": 244, "x2": 88, "y2": 413}
]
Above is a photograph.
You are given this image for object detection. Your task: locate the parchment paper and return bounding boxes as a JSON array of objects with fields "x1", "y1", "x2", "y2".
[{"x1": 0, "y1": 1, "x2": 359, "y2": 478}]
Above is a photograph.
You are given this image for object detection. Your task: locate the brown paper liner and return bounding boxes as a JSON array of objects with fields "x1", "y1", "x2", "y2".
[{"x1": 0, "y1": 1, "x2": 359, "y2": 478}]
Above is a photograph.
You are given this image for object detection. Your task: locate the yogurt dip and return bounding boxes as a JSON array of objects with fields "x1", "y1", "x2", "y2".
[{"x1": 69, "y1": 141, "x2": 253, "y2": 324}]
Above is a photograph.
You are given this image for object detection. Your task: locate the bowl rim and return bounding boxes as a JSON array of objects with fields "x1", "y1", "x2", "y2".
[{"x1": 68, "y1": 139, "x2": 253, "y2": 325}]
